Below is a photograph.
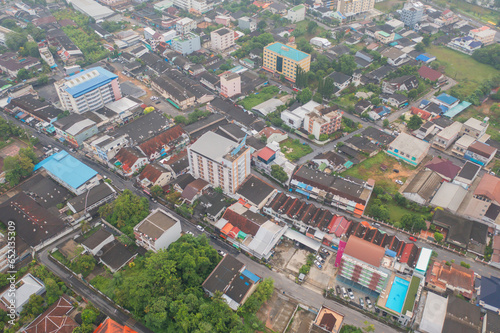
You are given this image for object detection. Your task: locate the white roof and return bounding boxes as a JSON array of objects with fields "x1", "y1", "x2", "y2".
[
  {"x1": 389, "y1": 132, "x2": 430, "y2": 157},
  {"x1": 284, "y1": 228, "x2": 321, "y2": 251},
  {"x1": 435, "y1": 121, "x2": 462, "y2": 140},
  {"x1": 105, "y1": 97, "x2": 140, "y2": 114},
  {"x1": 66, "y1": 118, "x2": 96, "y2": 136},
  {"x1": 252, "y1": 98, "x2": 284, "y2": 116},
  {"x1": 1, "y1": 274, "x2": 45, "y2": 313},
  {"x1": 67, "y1": 0, "x2": 114, "y2": 20},
  {"x1": 189, "y1": 131, "x2": 237, "y2": 163},
  {"x1": 419, "y1": 292, "x2": 448, "y2": 333},
  {"x1": 248, "y1": 221, "x2": 287, "y2": 258},
  {"x1": 455, "y1": 134, "x2": 475, "y2": 147},
  {"x1": 430, "y1": 182, "x2": 467, "y2": 212},
  {"x1": 463, "y1": 118, "x2": 486, "y2": 131},
  {"x1": 416, "y1": 248, "x2": 432, "y2": 273},
  {"x1": 177, "y1": 17, "x2": 194, "y2": 25}
]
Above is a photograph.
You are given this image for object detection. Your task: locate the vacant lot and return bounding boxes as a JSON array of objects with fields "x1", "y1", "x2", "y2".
[
  {"x1": 341, "y1": 152, "x2": 416, "y2": 193},
  {"x1": 280, "y1": 138, "x2": 313, "y2": 162},
  {"x1": 458, "y1": 104, "x2": 500, "y2": 142},
  {"x1": 374, "y1": 0, "x2": 405, "y2": 12},
  {"x1": 287, "y1": 308, "x2": 316, "y2": 333},
  {"x1": 286, "y1": 248, "x2": 310, "y2": 275},
  {"x1": 434, "y1": 0, "x2": 499, "y2": 24},
  {"x1": 257, "y1": 291, "x2": 297, "y2": 333},
  {"x1": 238, "y1": 86, "x2": 280, "y2": 110},
  {"x1": 428, "y1": 45, "x2": 500, "y2": 82}
]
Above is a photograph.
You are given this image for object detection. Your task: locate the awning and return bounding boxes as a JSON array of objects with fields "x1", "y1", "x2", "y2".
[
  {"x1": 284, "y1": 229, "x2": 321, "y2": 252},
  {"x1": 167, "y1": 98, "x2": 180, "y2": 109}
]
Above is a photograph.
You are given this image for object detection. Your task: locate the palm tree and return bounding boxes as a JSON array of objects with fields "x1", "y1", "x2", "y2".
[{"x1": 80, "y1": 220, "x2": 90, "y2": 233}]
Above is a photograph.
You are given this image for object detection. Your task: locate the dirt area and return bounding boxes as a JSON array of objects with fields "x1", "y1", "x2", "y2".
[
  {"x1": 110, "y1": 63, "x2": 156, "y2": 101},
  {"x1": 307, "y1": 252, "x2": 337, "y2": 291},
  {"x1": 286, "y1": 249, "x2": 309, "y2": 275},
  {"x1": 287, "y1": 308, "x2": 316, "y2": 333},
  {"x1": 0, "y1": 139, "x2": 28, "y2": 159},
  {"x1": 270, "y1": 240, "x2": 298, "y2": 270},
  {"x1": 257, "y1": 291, "x2": 297, "y2": 333},
  {"x1": 86, "y1": 265, "x2": 108, "y2": 281}
]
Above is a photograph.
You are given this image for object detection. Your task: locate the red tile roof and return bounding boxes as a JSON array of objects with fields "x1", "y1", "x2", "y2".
[
  {"x1": 114, "y1": 148, "x2": 142, "y2": 171},
  {"x1": 257, "y1": 147, "x2": 276, "y2": 162},
  {"x1": 138, "y1": 125, "x2": 186, "y2": 157},
  {"x1": 426, "y1": 260, "x2": 474, "y2": 298},
  {"x1": 468, "y1": 141, "x2": 497, "y2": 159},
  {"x1": 222, "y1": 208, "x2": 260, "y2": 236},
  {"x1": 399, "y1": 243, "x2": 415, "y2": 264},
  {"x1": 93, "y1": 318, "x2": 138, "y2": 333},
  {"x1": 418, "y1": 65, "x2": 443, "y2": 82},
  {"x1": 327, "y1": 215, "x2": 351, "y2": 237},
  {"x1": 259, "y1": 127, "x2": 286, "y2": 138},
  {"x1": 24, "y1": 295, "x2": 78, "y2": 333},
  {"x1": 344, "y1": 236, "x2": 385, "y2": 267},
  {"x1": 411, "y1": 106, "x2": 432, "y2": 121},
  {"x1": 181, "y1": 179, "x2": 209, "y2": 201},
  {"x1": 161, "y1": 149, "x2": 187, "y2": 166},
  {"x1": 138, "y1": 164, "x2": 164, "y2": 183},
  {"x1": 425, "y1": 157, "x2": 460, "y2": 180},
  {"x1": 474, "y1": 173, "x2": 500, "y2": 203}
]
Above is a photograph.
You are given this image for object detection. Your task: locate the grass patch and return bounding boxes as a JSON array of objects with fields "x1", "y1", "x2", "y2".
[
  {"x1": 374, "y1": 0, "x2": 405, "y2": 12},
  {"x1": 427, "y1": 45, "x2": 500, "y2": 82},
  {"x1": 295, "y1": 19, "x2": 327, "y2": 40},
  {"x1": 280, "y1": 138, "x2": 313, "y2": 162},
  {"x1": 51, "y1": 250, "x2": 69, "y2": 265},
  {"x1": 402, "y1": 276, "x2": 421, "y2": 314},
  {"x1": 82, "y1": 226, "x2": 101, "y2": 239},
  {"x1": 238, "y1": 86, "x2": 280, "y2": 110},
  {"x1": 433, "y1": 0, "x2": 499, "y2": 25},
  {"x1": 457, "y1": 106, "x2": 500, "y2": 141}
]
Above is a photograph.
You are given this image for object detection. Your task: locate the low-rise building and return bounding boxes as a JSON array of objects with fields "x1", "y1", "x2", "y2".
[
  {"x1": 238, "y1": 17, "x2": 257, "y2": 32},
  {"x1": 220, "y1": 72, "x2": 241, "y2": 98},
  {"x1": 447, "y1": 36, "x2": 482, "y2": 55},
  {"x1": 0, "y1": 273, "x2": 45, "y2": 316},
  {"x1": 85, "y1": 134, "x2": 130, "y2": 163},
  {"x1": 426, "y1": 260, "x2": 474, "y2": 298},
  {"x1": 403, "y1": 170, "x2": 442, "y2": 205},
  {"x1": 94, "y1": 318, "x2": 139, "y2": 333},
  {"x1": 382, "y1": 75, "x2": 418, "y2": 94},
  {"x1": 303, "y1": 106, "x2": 343, "y2": 140},
  {"x1": 469, "y1": 26, "x2": 496, "y2": 45},
  {"x1": 151, "y1": 75, "x2": 195, "y2": 110},
  {"x1": 138, "y1": 164, "x2": 173, "y2": 191},
  {"x1": 424, "y1": 157, "x2": 460, "y2": 182},
  {"x1": 478, "y1": 276, "x2": 500, "y2": 313},
  {"x1": 53, "y1": 114, "x2": 98, "y2": 147},
  {"x1": 464, "y1": 141, "x2": 497, "y2": 166},
  {"x1": 281, "y1": 101, "x2": 320, "y2": 129},
  {"x1": 23, "y1": 295, "x2": 78, "y2": 333},
  {"x1": 98, "y1": 240, "x2": 137, "y2": 273},
  {"x1": 67, "y1": 182, "x2": 116, "y2": 216},
  {"x1": 452, "y1": 134, "x2": 476, "y2": 156},
  {"x1": 236, "y1": 175, "x2": 276, "y2": 209},
  {"x1": 172, "y1": 32, "x2": 201, "y2": 55},
  {"x1": 452, "y1": 161, "x2": 481, "y2": 189},
  {"x1": 81, "y1": 227, "x2": 114, "y2": 256},
  {"x1": 310, "y1": 37, "x2": 332, "y2": 48},
  {"x1": 432, "y1": 121, "x2": 462, "y2": 150},
  {"x1": 459, "y1": 117, "x2": 489, "y2": 138},
  {"x1": 386, "y1": 133, "x2": 430, "y2": 166},
  {"x1": 176, "y1": 17, "x2": 196, "y2": 35},
  {"x1": 137, "y1": 125, "x2": 189, "y2": 161},
  {"x1": 134, "y1": 208, "x2": 181, "y2": 252},
  {"x1": 312, "y1": 306, "x2": 344, "y2": 333},
  {"x1": 0, "y1": 52, "x2": 41, "y2": 78},
  {"x1": 109, "y1": 148, "x2": 148, "y2": 177},
  {"x1": 286, "y1": 4, "x2": 306, "y2": 23}
]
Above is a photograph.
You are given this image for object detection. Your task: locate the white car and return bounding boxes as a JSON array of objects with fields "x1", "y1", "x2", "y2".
[
  {"x1": 186, "y1": 231, "x2": 194, "y2": 236},
  {"x1": 314, "y1": 260, "x2": 322, "y2": 269},
  {"x1": 395, "y1": 180, "x2": 404, "y2": 185},
  {"x1": 217, "y1": 250, "x2": 226, "y2": 257},
  {"x1": 196, "y1": 225, "x2": 205, "y2": 232}
]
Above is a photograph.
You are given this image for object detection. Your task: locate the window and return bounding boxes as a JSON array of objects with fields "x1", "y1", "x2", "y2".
[{"x1": 411, "y1": 156, "x2": 416, "y2": 161}]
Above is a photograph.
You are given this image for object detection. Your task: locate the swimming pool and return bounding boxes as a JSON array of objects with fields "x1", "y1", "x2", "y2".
[{"x1": 385, "y1": 277, "x2": 409, "y2": 313}]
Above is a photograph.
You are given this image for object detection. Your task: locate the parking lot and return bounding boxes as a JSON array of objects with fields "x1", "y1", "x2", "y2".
[{"x1": 334, "y1": 276, "x2": 378, "y2": 312}]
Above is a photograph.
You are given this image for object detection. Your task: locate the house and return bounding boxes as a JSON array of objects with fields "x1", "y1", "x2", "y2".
[
  {"x1": 181, "y1": 178, "x2": 209, "y2": 204},
  {"x1": 469, "y1": 26, "x2": 496, "y2": 45},
  {"x1": 23, "y1": 295, "x2": 78, "y2": 333},
  {"x1": 430, "y1": 182, "x2": 467, "y2": 213},
  {"x1": 426, "y1": 260, "x2": 474, "y2": 298},
  {"x1": 34, "y1": 151, "x2": 99, "y2": 195},
  {"x1": 361, "y1": 127, "x2": 395, "y2": 146},
  {"x1": 375, "y1": 30, "x2": 395, "y2": 44},
  {"x1": 381, "y1": 47, "x2": 408, "y2": 66},
  {"x1": 464, "y1": 141, "x2": 497, "y2": 166},
  {"x1": 403, "y1": 170, "x2": 442, "y2": 205},
  {"x1": 197, "y1": 191, "x2": 230, "y2": 222},
  {"x1": 303, "y1": 106, "x2": 343, "y2": 140},
  {"x1": 452, "y1": 161, "x2": 481, "y2": 189},
  {"x1": 238, "y1": 17, "x2": 257, "y2": 32},
  {"x1": 418, "y1": 65, "x2": 445, "y2": 83},
  {"x1": 81, "y1": 228, "x2": 114, "y2": 256},
  {"x1": 259, "y1": 127, "x2": 288, "y2": 144},
  {"x1": 134, "y1": 208, "x2": 181, "y2": 252},
  {"x1": 312, "y1": 151, "x2": 348, "y2": 173},
  {"x1": 327, "y1": 71, "x2": 351, "y2": 94},
  {"x1": 0, "y1": 274, "x2": 45, "y2": 316},
  {"x1": 281, "y1": 101, "x2": 320, "y2": 129},
  {"x1": 459, "y1": 117, "x2": 489, "y2": 139},
  {"x1": 109, "y1": 148, "x2": 148, "y2": 177},
  {"x1": 67, "y1": 182, "x2": 116, "y2": 216},
  {"x1": 432, "y1": 121, "x2": 463, "y2": 150},
  {"x1": 236, "y1": 175, "x2": 277, "y2": 209},
  {"x1": 0, "y1": 52, "x2": 41, "y2": 78},
  {"x1": 312, "y1": 306, "x2": 345, "y2": 333},
  {"x1": 94, "y1": 318, "x2": 138, "y2": 333},
  {"x1": 202, "y1": 255, "x2": 260, "y2": 310},
  {"x1": 410, "y1": 106, "x2": 433, "y2": 122},
  {"x1": 478, "y1": 276, "x2": 500, "y2": 313},
  {"x1": 354, "y1": 100, "x2": 372, "y2": 116},
  {"x1": 344, "y1": 136, "x2": 378, "y2": 157},
  {"x1": 310, "y1": 37, "x2": 332, "y2": 48},
  {"x1": 53, "y1": 114, "x2": 98, "y2": 147},
  {"x1": 452, "y1": 134, "x2": 476, "y2": 157},
  {"x1": 431, "y1": 210, "x2": 478, "y2": 250},
  {"x1": 447, "y1": 36, "x2": 482, "y2": 55},
  {"x1": 138, "y1": 164, "x2": 173, "y2": 191},
  {"x1": 443, "y1": 295, "x2": 483, "y2": 332},
  {"x1": 386, "y1": 133, "x2": 430, "y2": 166},
  {"x1": 386, "y1": 93, "x2": 408, "y2": 108},
  {"x1": 464, "y1": 173, "x2": 500, "y2": 222},
  {"x1": 382, "y1": 75, "x2": 418, "y2": 94},
  {"x1": 137, "y1": 125, "x2": 189, "y2": 161},
  {"x1": 98, "y1": 240, "x2": 137, "y2": 273},
  {"x1": 268, "y1": 2, "x2": 287, "y2": 14},
  {"x1": 425, "y1": 157, "x2": 460, "y2": 182}
]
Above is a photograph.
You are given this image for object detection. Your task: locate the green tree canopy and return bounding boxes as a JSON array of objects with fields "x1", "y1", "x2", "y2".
[
  {"x1": 407, "y1": 114, "x2": 423, "y2": 130},
  {"x1": 271, "y1": 165, "x2": 288, "y2": 183}
]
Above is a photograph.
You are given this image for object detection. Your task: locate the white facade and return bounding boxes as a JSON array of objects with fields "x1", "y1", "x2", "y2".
[
  {"x1": 134, "y1": 208, "x2": 182, "y2": 252},
  {"x1": 287, "y1": 5, "x2": 306, "y2": 23},
  {"x1": 280, "y1": 101, "x2": 321, "y2": 129},
  {"x1": 310, "y1": 37, "x2": 332, "y2": 48},
  {"x1": 176, "y1": 17, "x2": 197, "y2": 35},
  {"x1": 211, "y1": 28, "x2": 235, "y2": 51}
]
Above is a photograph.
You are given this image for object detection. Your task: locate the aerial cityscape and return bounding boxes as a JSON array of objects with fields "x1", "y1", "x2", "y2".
[{"x1": 0, "y1": 0, "x2": 498, "y2": 331}]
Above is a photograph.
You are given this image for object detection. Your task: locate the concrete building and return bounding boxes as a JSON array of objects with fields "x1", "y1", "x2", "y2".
[
  {"x1": 34, "y1": 151, "x2": 99, "y2": 195},
  {"x1": 432, "y1": 121, "x2": 462, "y2": 150},
  {"x1": 286, "y1": 4, "x2": 306, "y2": 23},
  {"x1": 109, "y1": 148, "x2": 148, "y2": 177},
  {"x1": 459, "y1": 117, "x2": 489, "y2": 139},
  {"x1": 337, "y1": 0, "x2": 375, "y2": 17},
  {"x1": 134, "y1": 208, "x2": 181, "y2": 252},
  {"x1": 402, "y1": 170, "x2": 442, "y2": 205},
  {"x1": 386, "y1": 132, "x2": 430, "y2": 166},
  {"x1": 400, "y1": 1, "x2": 424, "y2": 28},
  {"x1": 172, "y1": 32, "x2": 201, "y2": 55},
  {"x1": 53, "y1": 114, "x2": 98, "y2": 147},
  {"x1": 211, "y1": 28, "x2": 235, "y2": 51},
  {"x1": 85, "y1": 134, "x2": 129, "y2": 163},
  {"x1": 281, "y1": 101, "x2": 321, "y2": 129},
  {"x1": 426, "y1": 260, "x2": 474, "y2": 298},
  {"x1": 0, "y1": 274, "x2": 45, "y2": 316},
  {"x1": 66, "y1": 0, "x2": 114, "y2": 21},
  {"x1": 310, "y1": 37, "x2": 332, "y2": 48},
  {"x1": 220, "y1": 72, "x2": 241, "y2": 98},
  {"x1": 464, "y1": 141, "x2": 497, "y2": 166},
  {"x1": 447, "y1": 36, "x2": 482, "y2": 55},
  {"x1": 188, "y1": 131, "x2": 251, "y2": 194},
  {"x1": 55, "y1": 67, "x2": 122, "y2": 114},
  {"x1": 176, "y1": 17, "x2": 196, "y2": 35},
  {"x1": 238, "y1": 17, "x2": 257, "y2": 32},
  {"x1": 469, "y1": 26, "x2": 496, "y2": 45},
  {"x1": 263, "y1": 42, "x2": 311, "y2": 82},
  {"x1": 303, "y1": 106, "x2": 343, "y2": 140}
]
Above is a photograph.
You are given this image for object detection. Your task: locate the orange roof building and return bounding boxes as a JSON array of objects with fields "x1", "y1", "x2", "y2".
[
  {"x1": 474, "y1": 173, "x2": 500, "y2": 204},
  {"x1": 426, "y1": 260, "x2": 474, "y2": 298},
  {"x1": 93, "y1": 318, "x2": 138, "y2": 333}
]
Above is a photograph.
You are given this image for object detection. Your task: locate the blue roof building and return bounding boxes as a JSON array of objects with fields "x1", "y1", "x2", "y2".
[
  {"x1": 433, "y1": 93, "x2": 459, "y2": 108},
  {"x1": 35, "y1": 151, "x2": 99, "y2": 195},
  {"x1": 263, "y1": 42, "x2": 311, "y2": 82},
  {"x1": 479, "y1": 276, "x2": 500, "y2": 313}
]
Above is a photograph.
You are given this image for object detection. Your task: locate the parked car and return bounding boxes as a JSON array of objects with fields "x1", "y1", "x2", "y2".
[
  {"x1": 196, "y1": 225, "x2": 205, "y2": 232},
  {"x1": 348, "y1": 288, "x2": 354, "y2": 300},
  {"x1": 217, "y1": 250, "x2": 226, "y2": 257},
  {"x1": 365, "y1": 297, "x2": 373, "y2": 308},
  {"x1": 359, "y1": 297, "x2": 365, "y2": 308},
  {"x1": 336, "y1": 286, "x2": 341, "y2": 296},
  {"x1": 186, "y1": 231, "x2": 194, "y2": 236},
  {"x1": 395, "y1": 179, "x2": 404, "y2": 185},
  {"x1": 342, "y1": 287, "x2": 348, "y2": 299},
  {"x1": 322, "y1": 249, "x2": 330, "y2": 256},
  {"x1": 393, "y1": 169, "x2": 399, "y2": 173},
  {"x1": 409, "y1": 236, "x2": 417, "y2": 242},
  {"x1": 373, "y1": 222, "x2": 381, "y2": 227},
  {"x1": 314, "y1": 260, "x2": 322, "y2": 269}
]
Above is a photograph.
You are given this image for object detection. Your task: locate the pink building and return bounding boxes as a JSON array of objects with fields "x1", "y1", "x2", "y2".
[
  {"x1": 220, "y1": 72, "x2": 241, "y2": 98},
  {"x1": 215, "y1": 15, "x2": 231, "y2": 26}
]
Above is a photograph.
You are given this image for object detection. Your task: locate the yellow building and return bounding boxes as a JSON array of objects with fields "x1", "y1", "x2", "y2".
[{"x1": 263, "y1": 42, "x2": 310, "y2": 83}]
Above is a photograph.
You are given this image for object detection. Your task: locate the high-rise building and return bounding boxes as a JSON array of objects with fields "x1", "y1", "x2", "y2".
[
  {"x1": 337, "y1": 0, "x2": 375, "y2": 17},
  {"x1": 55, "y1": 67, "x2": 122, "y2": 114},
  {"x1": 188, "y1": 131, "x2": 251, "y2": 194},
  {"x1": 263, "y1": 42, "x2": 311, "y2": 83},
  {"x1": 400, "y1": 1, "x2": 424, "y2": 28},
  {"x1": 210, "y1": 28, "x2": 235, "y2": 51},
  {"x1": 220, "y1": 72, "x2": 241, "y2": 98}
]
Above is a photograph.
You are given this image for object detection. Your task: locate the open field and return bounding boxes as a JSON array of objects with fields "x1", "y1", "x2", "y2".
[
  {"x1": 434, "y1": 0, "x2": 500, "y2": 25},
  {"x1": 280, "y1": 138, "x2": 314, "y2": 162},
  {"x1": 374, "y1": 0, "x2": 405, "y2": 12},
  {"x1": 458, "y1": 103, "x2": 500, "y2": 141},
  {"x1": 427, "y1": 45, "x2": 500, "y2": 82},
  {"x1": 341, "y1": 152, "x2": 416, "y2": 193}
]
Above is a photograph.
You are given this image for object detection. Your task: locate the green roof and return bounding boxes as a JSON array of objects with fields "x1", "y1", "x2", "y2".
[
  {"x1": 377, "y1": 31, "x2": 391, "y2": 37},
  {"x1": 291, "y1": 4, "x2": 305, "y2": 11},
  {"x1": 265, "y1": 42, "x2": 310, "y2": 62}
]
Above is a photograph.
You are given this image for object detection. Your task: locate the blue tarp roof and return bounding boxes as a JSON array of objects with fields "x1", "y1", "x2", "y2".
[
  {"x1": 444, "y1": 101, "x2": 472, "y2": 118},
  {"x1": 416, "y1": 54, "x2": 431, "y2": 62},
  {"x1": 35, "y1": 151, "x2": 98, "y2": 191},
  {"x1": 16, "y1": 111, "x2": 25, "y2": 117},
  {"x1": 436, "y1": 93, "x2": 458, "y2": 105},
  {"x1": 63, "y1": 67, "x2": 118, "y2": 98},
  {"x1": 242, "y1": 269, "x2": 260, "y2": 283},
  {"x1": 385, "y1": 249, "x2": 397, "y2": 257},
  {"x1": 420, "y1": 99, "x2": 430, "y2": 107}
]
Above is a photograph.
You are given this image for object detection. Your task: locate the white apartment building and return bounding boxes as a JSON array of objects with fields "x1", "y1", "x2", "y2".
[
  {"x1": 337, "y1": 0, "x2": 375, "y2": 17},
  {"x1": 55, "y1": 67, "x2": 122, "y2": 114},
  {"x1": 188, "y1": 131, "x2": 251, "y2": 194},
  {"x1": 176, "y1": 17, "x2": 197, "y2": 35},
  {"x1": 211, "y1": 27, "x2": 235, "y2": 51},
  {"x1": 134, "y1": 208, "x2": 181, "y2": 252}
]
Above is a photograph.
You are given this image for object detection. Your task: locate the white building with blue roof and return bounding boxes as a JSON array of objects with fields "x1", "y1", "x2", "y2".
[
  {"x1": 432, "y1": 93, "x2": 459, "y2": 109},
  {"x1": 34, "y1": 151, "x2": 100, "y2": 195},
  {"x1": 55, "y1": 67, "x2": 122, "y2": 114}
]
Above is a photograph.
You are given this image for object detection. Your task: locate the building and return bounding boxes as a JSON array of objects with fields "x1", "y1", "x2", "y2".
[
  {"x1": 220, "y1": 72, "x2": 241, "y2": 98},
  {"x1": 303, "y1": 106, "x2": 343, "y2": 140},
  {"x1": 453, "y1": 161, "x2": 481, "y2": 189},
  {"x1": 238, "y1": 17, "x2": 257, "y2": 32},
  {"x1": 432, "y1": 121, "x2": 462, "y2": 150},
  {"x1": 382, "y1": 75, "x2": 419, "y2": 94},
  {"x1": 337, "y1": 236, "x2": 389, "y2": 293},
  {"x1": 263, "y1": 42, "x2": 311, "y2": 82},
  {"x1": 81, "y1": 228, "x2": 114, "y2": 256},
  {"x1": 53, "y1": 114, "x2": 98, "y2": 147},
  {"x1": 286, "y1": 4, "x2": 306, "y2": 22},
  {"x1": 310, "y1": 37, "x2": 332, "y2": 48},
  {"x1": 23, "y1": 295, "x2": 78, "y2": 333},
  {"x1": 469, "y1": 26, "x2": 496, "y2": 45},
  {"x1": 236, "y1": 175, "x2": 277, "y2": 209},
  {"x1": 444, "y1": 295, "x2": 483, "y2": 332},
  {"x1": 312, "y1": 306, "x2": 345, "y2": 333},
  {"x1": 137, "y1": 125, "x2": 189, "y2": 160},
  {"x1": 0, "y1": 52, "x2": 41, "y2": 78},
  {"x1": 98, "y1": 240, "x2": 137, "y2": 273},
  {"x1": 55, "y1": 67, "x2": 122, "y2": 114},
  {"x1": 465, "y1": 173, "x2": 500, "y2": 223},
  {"x1": 459, "y1": 117, "x2": 489, "y2": 138},
  {"x1": 176, "y1": 17, "x2": 196, "y2": 35},
  {"x1": 34, "y1": 151, "x2": 99, "y2": 195},
  {"x1": 418, "y1": 65, "x2": 445, "y2": 83},
  {"x1": 426, "y1": 260, "x2": 474, "y2": 298},
  {"x1": 464, "y1": 141, "x2": 497, "y2": 166},
  {"x1": 447, "y1": 36, "x2": 482, "y2": 55},
  {"x1": 375, "y1": 31, "x2": 395, "y2": 44},
  {"x1": 328, "y1": 71, "x2": 352, "y2": 93},
  {"x1": 66, "y1": 0, "x2": 114, "y2": 20},
  {"x1": 338, "y1": 0, "x2": 375, "y2": 17},
  {"x1": 109, "y1": 148, "x2": 148, "y2": 177},
  {"x1": 452, "y1": 134, "x2": 476, "y2": 157},
  {"x1": 425, "y1": 157, "x2": 460, "y2": 182},
  {"x1": 67, "y1": 182, "x2": 116, "y2": 215},
  {"x1": 151, "y1": 76, "x2": 195, "y2": 110},
  {"x1": 85, "y1": 134, "x2": 129, "y2": 163},
  {"x1": 137, "y1": 164, "x2": 173, "y2": 190},
  {"x1": 402, "y1": 170, "x2": 442, "y2": 205},
  {"x1": 94, "y1": 318, "x2": 138, "y2": 333},
  {"x1": 172, "y1": 32, "x2": 201, "y2": 55},
  {"x1": 400, "y1": 1, "x2": 424, "y2": 28},
  {"x1": 418, "y1": 292, "x2": 447, "y2": 333},
  {"x1": 0, "y1": 273, "x2": 45, "y2": 316},
  {"x1": 386, "y1": 132, "x2": 430, "y2": 166},
  {"x1": 211, "y1": 28, "x2": 235, "y2": 51},
  {"x1": 202, "y1": 255, "x2": 260, "y2": 310},
  {"x1": 188, "y1": 131, "x2": 251, "y2": 194},
  {"x1": 478, "y1": 276, "x2": 500, "y2": 313},
  {"x1": 134, "y1": 208, "x2": 181, "y2": 252}
]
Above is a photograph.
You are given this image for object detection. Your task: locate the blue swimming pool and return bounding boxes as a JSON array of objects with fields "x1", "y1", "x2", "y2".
[{"x1": 386, "y1": 277, "x2": 409, "y2": 313}]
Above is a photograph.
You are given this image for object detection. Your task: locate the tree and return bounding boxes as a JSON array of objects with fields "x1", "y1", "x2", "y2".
[
  {"x1": 339, "y1": 54, "x2": 357, "y2": 76},
  {"x1": 307, "y1": 21, "x2": 318, "y2": 34},
  {"x1": 407, "y1": 89, "x2": 418, "y2": 100},
  {"x1": 151, "y1": 185, "x2": 164, "y2": 198},
  {"x1": 415, "y1": 42, "x2": 425, "y2": 52},
  {"x1": 472, "y1": 44, "x2": 500, "y2": 70},
  {"x1": 434, "y1": 232, "x2": 444, "y2": 243},
  {"x1": 3, "y1": 148, "x2": 37, "y2": 186},
  {"x1": 460, "y1": 261, "x2": 471, "y2": 269},
  {"x1": 295, "y1": 66, "x2": 307, "y2": 88},
  {"x1": 400, "y1": 214, "x2": 427, "y2": 232},
  {"x1": 313, "y1": 92, "x2": 323, "y2": 103},
  {"x1": 75, "y1": 254, "x2": 96, "y2": 273},
  {"x1": 407, "y1": 114, "x2": 423, "y2": 130},
  {"x1": 383, "y1": 119, "x2": 389, "y2": 127},
  {"x1": 319, "y1": 133, "x2": 328, "y2": 141},
  {"x1": 21, "y1": 294, "x2": 45, "y2": 318},
  {"x1": 297, "y1": 88, "x2": 312, "y2": 104},
  {"x1": 17, "y1": 68, "x2": 30, "y2": 81},
  {"x1": 257, "y1": 19, "x2": 267, "y2": 31},
  {"x1": 37, "y1": 74, "x2": 49, "y2": 85},
  {"x1": 271, "y1": 165, "x2": 288, "y2": 183},
  {"x1": 80, "y1": 220, "x2": 91, "y2": 233},
  {"x1": 45, "y1": 278, "x2": 62, "y2": 305},
  {"x1": 5, "y1": 32, "x2": 27, "y2": 51}
]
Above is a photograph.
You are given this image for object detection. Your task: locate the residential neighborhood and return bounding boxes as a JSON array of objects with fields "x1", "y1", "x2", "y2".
[{"x1": 0, "y1": 0, "x2": 498, "y2": 332}]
